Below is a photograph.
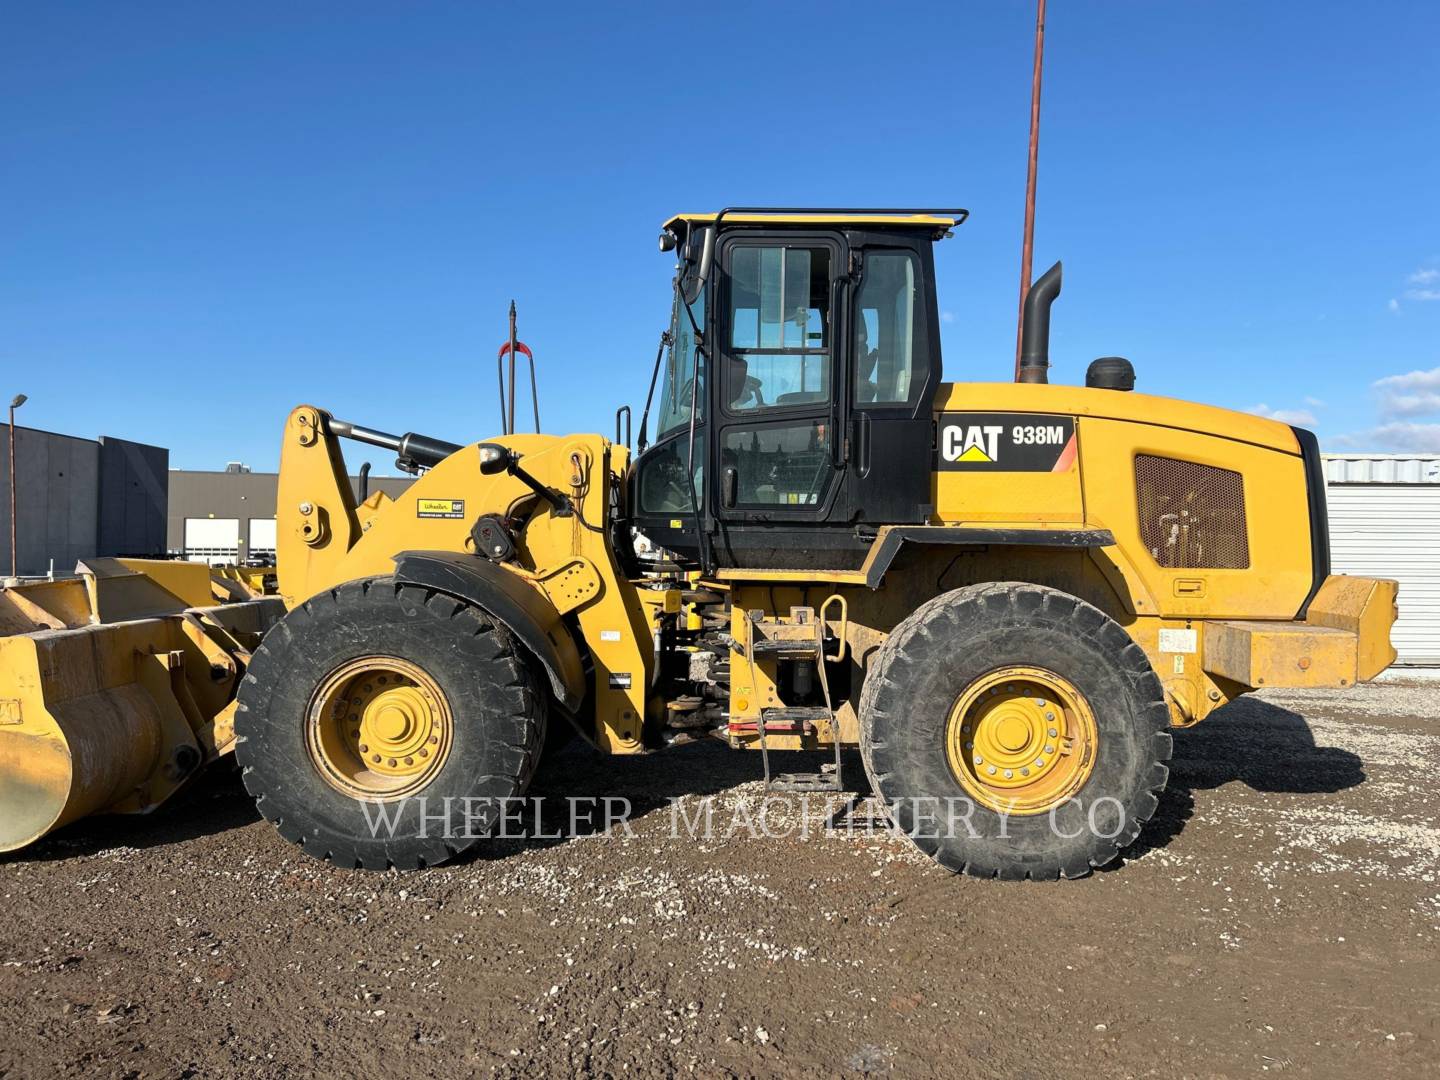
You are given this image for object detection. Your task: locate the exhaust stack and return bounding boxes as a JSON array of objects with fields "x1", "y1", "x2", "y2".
[{"x1": 1017, "y1": 260, "x2": 1062, "y2": 384}]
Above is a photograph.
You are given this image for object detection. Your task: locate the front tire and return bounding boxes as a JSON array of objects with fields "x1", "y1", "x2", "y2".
[
  {"x1": 860, "y1": 582, "x2": 1171, "y2": 880},
  {"x1": 235, "y1": 577, "x2": 546, "y2": 870}
]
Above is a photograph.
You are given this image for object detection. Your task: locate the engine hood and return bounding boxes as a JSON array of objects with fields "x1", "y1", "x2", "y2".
[{"x1": 934, "y1": 382, "x2": 1302, "y2": 454}]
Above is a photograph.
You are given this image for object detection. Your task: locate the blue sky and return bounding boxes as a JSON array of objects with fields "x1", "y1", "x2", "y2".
[{"x1": 2, "y1": 1, "x2": 1437, "y2": 470}]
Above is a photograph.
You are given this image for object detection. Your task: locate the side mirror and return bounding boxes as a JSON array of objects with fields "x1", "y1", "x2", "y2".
[
  {"x1": 477, "y1": 443, "x2": 573, "y2": 518},
  {"x1": 681, "y1": 227, "x2": 714, "y2": 305},
  {"x1": 478, "y1": 443, "x2": 512, "y2": 475}
]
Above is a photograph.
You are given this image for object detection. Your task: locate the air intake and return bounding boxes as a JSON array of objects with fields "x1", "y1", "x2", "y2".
[{"x1": 1134, "y1": 455, "x2": 1250, "y2": 569}]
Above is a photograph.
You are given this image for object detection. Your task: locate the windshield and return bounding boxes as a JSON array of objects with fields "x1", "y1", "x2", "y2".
[{"x1": 655, "y1": 282, "x2": 705, "y2": 439}]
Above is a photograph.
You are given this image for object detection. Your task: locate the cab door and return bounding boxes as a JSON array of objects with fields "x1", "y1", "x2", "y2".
[
  {"x1": 844, "y1": 236, "x2": 941, "y2": 523},
  {"x1": 712, "y1": 234, "x2": 852, "y2": 567}
]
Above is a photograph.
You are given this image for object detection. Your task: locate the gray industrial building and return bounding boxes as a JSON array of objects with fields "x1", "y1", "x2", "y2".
[
  {"x1": 1, "y1": 421, "x2": 167, "y2": 576},
  {"x1": 3, "y1": 417, "x2": 410, "y2": 575},
  {"x1": 167, "y1": 466, "x2": 412, "y2": 563}
]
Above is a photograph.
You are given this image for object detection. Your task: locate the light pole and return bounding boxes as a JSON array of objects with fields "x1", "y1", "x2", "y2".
[{"x1": 8, "y1": 393, "x2": 26, "y2": 579}]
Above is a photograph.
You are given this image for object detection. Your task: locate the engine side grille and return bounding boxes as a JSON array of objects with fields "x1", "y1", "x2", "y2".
[{"x1": 1134, "y1": 455, "x2": 1250, "y2": 569}]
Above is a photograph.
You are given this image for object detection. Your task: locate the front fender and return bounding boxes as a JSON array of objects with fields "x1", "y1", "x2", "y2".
[{"x1": 392, "y1": 551, "x2": 587, "y2": 713}]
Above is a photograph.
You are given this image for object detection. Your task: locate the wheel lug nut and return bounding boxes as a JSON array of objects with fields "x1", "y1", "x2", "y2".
[
  {"x1": 973, "y1": 755, "x2": 983, "y2": 765},
  {"x1": 359, "y1": 743, "x2": 369, "y2": 753},
  {"x1": 1045, "y1": 712, "x2": 1055, "y2": 721},
  {"x1": 986, "y1": 766, "x2": 997, "y2": 776},
  {"x1": 1003, "y1": 769, "x2": 1014, "y2": 779},
  {"x1": 1048, "y1": 728, "x2": 1058, "y2": 738},
  {"x1": 1021, "y1": 768, "x2": 1030, "y2": 776},
  {"x1": 1045, "y1": 744, "x2": 1055, "y2": 754},
  {"x1": 1035, "y1": 758, "x2": 1045, "y2": 768}
]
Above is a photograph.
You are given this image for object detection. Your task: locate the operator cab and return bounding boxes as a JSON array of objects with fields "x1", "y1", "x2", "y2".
[{"x1": 630, "y1": 207, "x2": 964, "y2": 570}]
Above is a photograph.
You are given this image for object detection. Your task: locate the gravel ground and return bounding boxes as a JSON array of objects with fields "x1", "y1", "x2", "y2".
[{"x1": 2, "y1": 679, "x2": 1438, "y2": 1078}]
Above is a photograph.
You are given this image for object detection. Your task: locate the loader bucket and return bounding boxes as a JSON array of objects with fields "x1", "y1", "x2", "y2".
[{"x1": 0, "y1": 559, "x2": 283, "y2": 853}]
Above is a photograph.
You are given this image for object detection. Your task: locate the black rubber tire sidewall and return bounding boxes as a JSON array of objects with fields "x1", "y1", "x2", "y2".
[
  {"x1": 860, "y1": 582, "x2": 1171, "y2": 880},
  {"x1": 235, "y1": 577, "x2": 546, "y2": 870}
]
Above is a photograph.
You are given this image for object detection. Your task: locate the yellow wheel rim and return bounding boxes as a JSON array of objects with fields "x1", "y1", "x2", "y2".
[
  {"x1": 944, "y1": 665, "x2": 1098, "y2": 815},
  {"x1": 306, "y1": 657, "x2": 453, "y2": 801}
]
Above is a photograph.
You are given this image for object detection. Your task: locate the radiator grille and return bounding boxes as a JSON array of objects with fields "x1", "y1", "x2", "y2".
[{"x1": 1134, "y1": 455, "x2": 1250, "y2": 569}]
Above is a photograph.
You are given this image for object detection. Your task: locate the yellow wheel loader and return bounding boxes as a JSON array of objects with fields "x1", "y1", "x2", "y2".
[{"x1": 0, "y1": 208, "x2": 1398, "y2": 879}]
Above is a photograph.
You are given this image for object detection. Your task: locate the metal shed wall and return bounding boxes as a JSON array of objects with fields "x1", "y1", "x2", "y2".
[{"x1": 1324, "y1": 455, "x2": 1440, "y2": 666}]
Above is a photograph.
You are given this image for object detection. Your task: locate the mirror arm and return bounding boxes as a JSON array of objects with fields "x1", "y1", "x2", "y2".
[
  {"x1": 510, "y1": 460, "x2": 572, "y2": 517},
  {"x1": 637, "y1": 328, "x2": 672, "y2": 453}
]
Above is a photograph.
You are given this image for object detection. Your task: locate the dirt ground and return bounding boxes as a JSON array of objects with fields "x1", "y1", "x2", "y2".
[{"x1": 2, "y1": 678, "x2": 1438, "y2": 1079}]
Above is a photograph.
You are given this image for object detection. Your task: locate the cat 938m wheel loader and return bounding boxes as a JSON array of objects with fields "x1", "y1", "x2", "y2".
[{"x1": 0, "y1": 208, "x2": 1399, "y2": 879}]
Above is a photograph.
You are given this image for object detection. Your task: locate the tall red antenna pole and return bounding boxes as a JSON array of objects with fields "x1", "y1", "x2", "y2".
[{"x1": 1013, "y1": 0, "x2": 1047, "y2": 380}]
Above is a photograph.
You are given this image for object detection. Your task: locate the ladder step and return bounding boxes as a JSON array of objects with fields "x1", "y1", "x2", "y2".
[
  {"x1": 749, "y1": 638, "x2": 823, "y2": 656},
  {"x1": 761, "y1": 706, "x2": 832, "y2": 724},
  {"x1": 772, "y1": 763, "x2": 844, "y2": 793}
]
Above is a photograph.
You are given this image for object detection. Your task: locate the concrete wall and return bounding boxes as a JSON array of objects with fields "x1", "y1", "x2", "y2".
[
  {"x1": 97, "y1": 437, "x2": 169, "y2": 557},
  {"x1": 1, "y1": 423, "x2": 100, "y2": 576},
  {"x1": 167, "y1": 470, "x2": 413, "y2": 559}
]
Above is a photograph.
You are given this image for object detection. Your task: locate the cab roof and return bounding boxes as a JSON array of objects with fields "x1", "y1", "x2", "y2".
[{"x1": 662, "y1": 207, "x2": 967, "y2": 241}]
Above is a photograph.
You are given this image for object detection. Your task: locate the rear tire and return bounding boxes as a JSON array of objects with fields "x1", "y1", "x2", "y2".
[
  {"x1": 235, "y1": 577, "x2": 546, "y2": 870},
  {"x1": 860, "y1": 582, "x2": 1171, "y2": 880}
]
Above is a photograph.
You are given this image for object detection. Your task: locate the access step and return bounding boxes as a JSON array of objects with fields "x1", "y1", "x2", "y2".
[
  {"x1": 772, "y1": 761, "x2": 844, "y2": 793},
  {"x1": 749, "y1": 638, "x2": 824, "y2": 657}
]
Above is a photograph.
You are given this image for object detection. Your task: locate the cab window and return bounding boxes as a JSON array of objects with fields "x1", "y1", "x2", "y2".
[
  {"x1": 853, "y1": 251, "x2": 923, "y2": 407},
  {"x1": 656, "y1": 285, "x2": 705, "y2": 438},
  {"x1": 726, "y1": 246, "x2": 831, "y2": 412}
]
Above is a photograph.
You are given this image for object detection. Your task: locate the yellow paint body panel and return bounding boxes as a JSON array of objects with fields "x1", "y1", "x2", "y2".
[
  {"x1": 1204, "y1": 620, "x2": 1359, "y2": 688},
  {"x1": 1201, "y1": 575, "x2": 1398, "y2": 689},
  {"x1": 1304, "y1": 574, "x2": 1399, "y2": 680},
  {"x1": 931, "y1": 382, "x2": 1312, "y2": 621},
  {"x1": 275, "y1": 406, "x2": 654, "y2": 753}
]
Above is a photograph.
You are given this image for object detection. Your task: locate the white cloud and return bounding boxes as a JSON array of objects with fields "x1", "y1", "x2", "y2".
[
  {"x1": 1303, "y1": 396, "x2": 1326, "y2": 408},
  {"x1": 1374, "y1": 367, "x2": 1440, "y2": 392},
  {"x1": 940, "y1": 310, "x2": 955, "y2": 324},
  {"x1": 1373, "y1": 365, "x2": 1440, "y2": 419},
  {"x1": 1332, "y1": 422, "x2": 1440, "y2": 454},
  {"x1": 1244, "y1": 402, "x2": 1318, "y2": 426},
  {"x1": 1390, "y1": 265, "x2": 1440, "y2": 309}
]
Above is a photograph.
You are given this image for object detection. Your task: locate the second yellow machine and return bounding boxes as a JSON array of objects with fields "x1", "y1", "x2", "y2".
[{"x1": 233, "y1": 208, "x2": 1396, "y2": 880}]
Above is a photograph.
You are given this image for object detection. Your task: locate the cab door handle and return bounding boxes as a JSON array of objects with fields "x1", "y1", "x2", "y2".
[{"x1": 854, "y1": 413, "x2": 872, "y2": 477}]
